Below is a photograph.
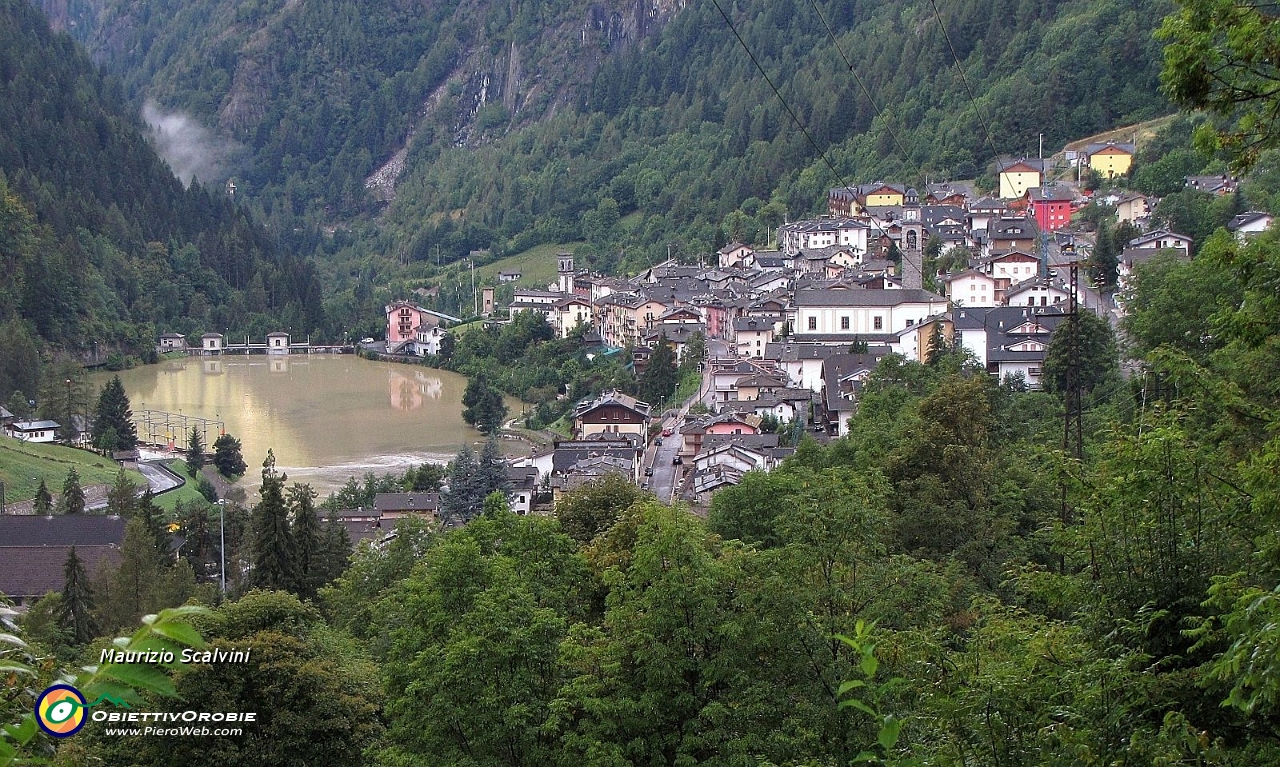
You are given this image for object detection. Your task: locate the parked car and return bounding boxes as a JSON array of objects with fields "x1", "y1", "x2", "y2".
[
  {"x1": 644, "y1": 467, "x2": 653, "y2": 476},
  {"x1": 662, "y1": 427, "x2": 673, "y2": 436},
  {"x1": 655, "y1": 437, "x2": 663, "y2": 446},
  {"x1": 672, "y1": 455, "x2": 683, "y2": 465}
]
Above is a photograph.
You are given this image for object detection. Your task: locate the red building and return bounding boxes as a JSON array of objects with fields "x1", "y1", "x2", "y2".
[{"x1": 1026, "y1": 186, "x2": 1074, "y2": 232}]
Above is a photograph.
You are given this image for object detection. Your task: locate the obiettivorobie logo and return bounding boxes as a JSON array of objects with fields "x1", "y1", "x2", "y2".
[
  {"x1": 34, "y1": 685, "x2": 127, "y2": 738},
  {"x1": 34, "y1": 684, "x2": 257, "y2": 739}
]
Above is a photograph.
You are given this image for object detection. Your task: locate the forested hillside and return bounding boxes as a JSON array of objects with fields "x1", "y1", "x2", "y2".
[
  {"x1": 0, "y1": 0, "x2": 325, "y2": 369},
  {"x1": 47, "y1": 0, "x2": 1172, "y2": 283}
]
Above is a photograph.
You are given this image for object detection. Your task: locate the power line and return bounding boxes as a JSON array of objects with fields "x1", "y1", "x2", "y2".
[
  {"x1": 927, "y1": 0, "x2": 1005, "y2": 173},
  {"x1": 804, "y1": 0, "x2": 914, "y2": 168},
  {"x1": 709, "y1": 0, "x2": 925, "y2": 285},
  {"x1": 708, "y1": 0, "x2": 853, "y2": 194}
]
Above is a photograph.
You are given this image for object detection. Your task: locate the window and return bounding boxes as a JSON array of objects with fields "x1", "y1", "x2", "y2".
[
  {"x1": 873, "y1": 316, "x2": 883, "y2": 330},
  {"x1": 840, "y1": 316, "x2": 850, "y2": 330},
  {"x1": 807, "y1": 316, "x2": 817, "y2": 330}
]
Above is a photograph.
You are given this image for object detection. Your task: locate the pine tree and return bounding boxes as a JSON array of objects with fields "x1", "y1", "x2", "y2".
[
  {"x1": 289, "y1": 483, "x2": 321, "y2": 598},
  {"x1": 33, "y1": 479, "x2": 52, "y2": 514},
  {"x1": 106, "y1": 468, "x2": 138, "y2": 517},
  {"x1": 58, "y1": 546, "x2": 99, "y2": 645},
  {"x1": 212, "y1": 433, "x2": 247, "y2": 476},
  {"x1": 926, "y1": 323, "x2": 950, "y2": 366},
  {"x1": 639, "y1": 333, "x2": 678, "y2": 405},
  {"x1": 439, "y1": 443, "x2": 480, "y2": 526},
  {"x1": 250, "y1": 450, "x2": 296, "y2": 591},
  {"x1": 97, "y1": 518, "x2": 164, "y2": 632},
  {"x1": 91, "y1": 375, "x2": 137, "y2": 454},
  {"x1": 477, "y1": 436, "x2": 512, "y2": 501},
  {"x1": 187, "y1": 427, "x2": 206, "y2": 476},
  {"x1": 315, "y1": 509, "x2": 352, "y2": 586},
  {"x1": 58, "y1": 468, "x2": 85, "y2": 514}
]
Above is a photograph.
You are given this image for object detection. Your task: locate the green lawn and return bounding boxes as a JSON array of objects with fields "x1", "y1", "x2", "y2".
[
  {"x1": 0, "y1": 435, "x2": 144, "y2": 503},
  {"x1": 151, "y1": 459, "x2": 209, "y2": 511},
  {"x1": 478, "y1": 241, "x2": 586, "y2": 288}
]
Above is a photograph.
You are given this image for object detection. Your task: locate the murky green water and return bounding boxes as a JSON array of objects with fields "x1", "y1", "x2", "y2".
[{"x1": 93, "y1": 355, "x2": 518, "y2": 493}]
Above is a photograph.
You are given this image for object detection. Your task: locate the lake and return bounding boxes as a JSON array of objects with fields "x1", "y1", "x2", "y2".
[{"x1": 93, "y1": 355, "x2": 519, "y2": 494}]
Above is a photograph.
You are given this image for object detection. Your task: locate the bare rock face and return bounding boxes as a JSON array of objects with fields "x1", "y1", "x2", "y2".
[{"x1": 35, "y1": 0, "x2": 101, "y2": 38}]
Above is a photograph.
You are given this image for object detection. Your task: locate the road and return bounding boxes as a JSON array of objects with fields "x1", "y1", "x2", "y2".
[
  {"x1": 644, "y1": 337, "x2": 730, "y2": 501},
  {"x1": 86, "y1": 459, "x2": 185, "y2": 511}
]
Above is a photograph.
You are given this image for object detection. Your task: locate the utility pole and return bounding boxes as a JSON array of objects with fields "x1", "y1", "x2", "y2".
[{"x1": 217, "y1": 499, "x2": 227, "y2": 595}]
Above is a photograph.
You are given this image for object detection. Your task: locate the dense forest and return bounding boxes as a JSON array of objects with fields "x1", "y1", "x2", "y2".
[
  {"x1": 44, "y1": 0, "x2": 1172, "y2": 284},
  {"x1": 0, "y1": 0, "x2": 326, "y2": 373}
]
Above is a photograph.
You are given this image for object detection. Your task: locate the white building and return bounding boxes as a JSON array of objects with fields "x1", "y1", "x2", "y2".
[
  {"x1": 778, "y1": 217, "x2": 871, "y2": 257},
  {"x1": 4, "y1": 420, "x2": 60, "y2": 443},
  {"x1": 944, "y1": 269, "x2": 998, "y2": 307},
  {"x1": 791, "y1": 288, "x2": 948, "y2": 339}
]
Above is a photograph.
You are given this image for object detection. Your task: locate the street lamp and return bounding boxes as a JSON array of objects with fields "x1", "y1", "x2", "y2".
[{"x1": 216, "y1": 499, "x2": 227, "y2": 595}]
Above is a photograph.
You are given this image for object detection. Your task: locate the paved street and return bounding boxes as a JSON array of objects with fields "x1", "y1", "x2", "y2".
[
  {"x1": 86, "y1": 459, "x2": 185, "y2": 511},
  {"x1": 644, "y1": 338, "x2": 728, "y2": 501}
]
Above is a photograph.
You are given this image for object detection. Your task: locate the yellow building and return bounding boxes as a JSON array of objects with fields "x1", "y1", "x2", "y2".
[
  {"x1": 861, "y1": 183, "x2": 905, "y2": 207},
  {"x1": 998, "y1": 159, "x2": 1043, "y2": 199},
  {"x1": 1085, "y1": 141, "x2": 1135, "y2": 178}
]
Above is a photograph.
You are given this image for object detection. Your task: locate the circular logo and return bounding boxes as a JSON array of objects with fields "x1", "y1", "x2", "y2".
[{"x1": 35, "y1": 685, "x2": 88, "y2": 738}]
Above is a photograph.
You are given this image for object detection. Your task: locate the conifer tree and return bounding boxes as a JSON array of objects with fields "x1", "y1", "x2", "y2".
[
  {"x1": 315, "y1": 509, "x2": 352, "y2": 586},
  {"x1": 477, "y1": 436, "x2": 512, "y2": 501},
  {"x1": 289, "y1": 483, "x2": 322, "y2": 598},
  {"x1": 186, "y1": 427, "x2": 206, "y2": 476},
  {"x1": 439, "y1": 443, "x2": 480, "y2": 526},
  {"x1": 135, "y1": 489, "x2": 170, "y2": 554},
  {"x1": 639, "y1": 334, "x2": 678, "y2": 405},
  {"x1": 33, "y1": 479, "x2": 52, "y2": 514},
  {"x1": 97, "y1": 518, "x2": 165, "y2": 632},
  {"x1": 92, "y1": 375, "x2": 137, "y2": 453},
  {"x1": 106, "y1": 468, "x2": 138, "y2": 517},
  {"x1": 250, "y1": 450, "x2": 296, "y2": 591},
  {"x1": 58, "y1": 546, "x2": 99, "y2": 645},
  {"x1": 58, "y1": 468, "x2": 85, "y2": 514},
  {"x1": 212, "y1": 433, "x2": 247, "y2": 476}
]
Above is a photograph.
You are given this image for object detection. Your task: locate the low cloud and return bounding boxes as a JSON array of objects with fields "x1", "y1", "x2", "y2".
[{"x1": 142, "y1": 100, "x2": 244, "y2": 187}]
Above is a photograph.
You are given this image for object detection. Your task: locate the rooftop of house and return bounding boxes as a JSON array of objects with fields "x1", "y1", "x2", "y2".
[
  {"x1": 8, "y1": 420, "x2": 60, "y2": 430},
  {"x1": 0, "y1": 545, "x2": 121, "y2": 600},
  {"x1": 572, "y1": 390, "x2": 652, "y2": 419},
  {"x1": 372, "y1": 492, "x2": 440, "y2": 513},
  {"x1": 0, "y1": 514, "x2": 127, "y2": 546},
  {"x1": 792, "y1": 288, "x2": 946, "y2": 307},
  {"x1": 1227, "y1": 211, "x2": 1274, "y2": 230},
  {"x1": 1027, "y1": 185, "x2": 1075, "y2": 203},
  {"x1": 1085, "y1": 141, "x2": 1136, "y2": 155}
]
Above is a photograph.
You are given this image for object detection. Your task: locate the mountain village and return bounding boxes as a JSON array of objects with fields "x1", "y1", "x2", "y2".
[{"x1": 342, "y1": 144, "x2": 1274, "y2": 529}]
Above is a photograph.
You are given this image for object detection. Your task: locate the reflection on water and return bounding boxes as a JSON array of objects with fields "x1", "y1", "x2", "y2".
[
  {"x1": 93, "y1": 355, "x2": 521, "y2": 493},
  {"x1": 388, "y1": 369, "x2": 444, "y2": 411}
]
